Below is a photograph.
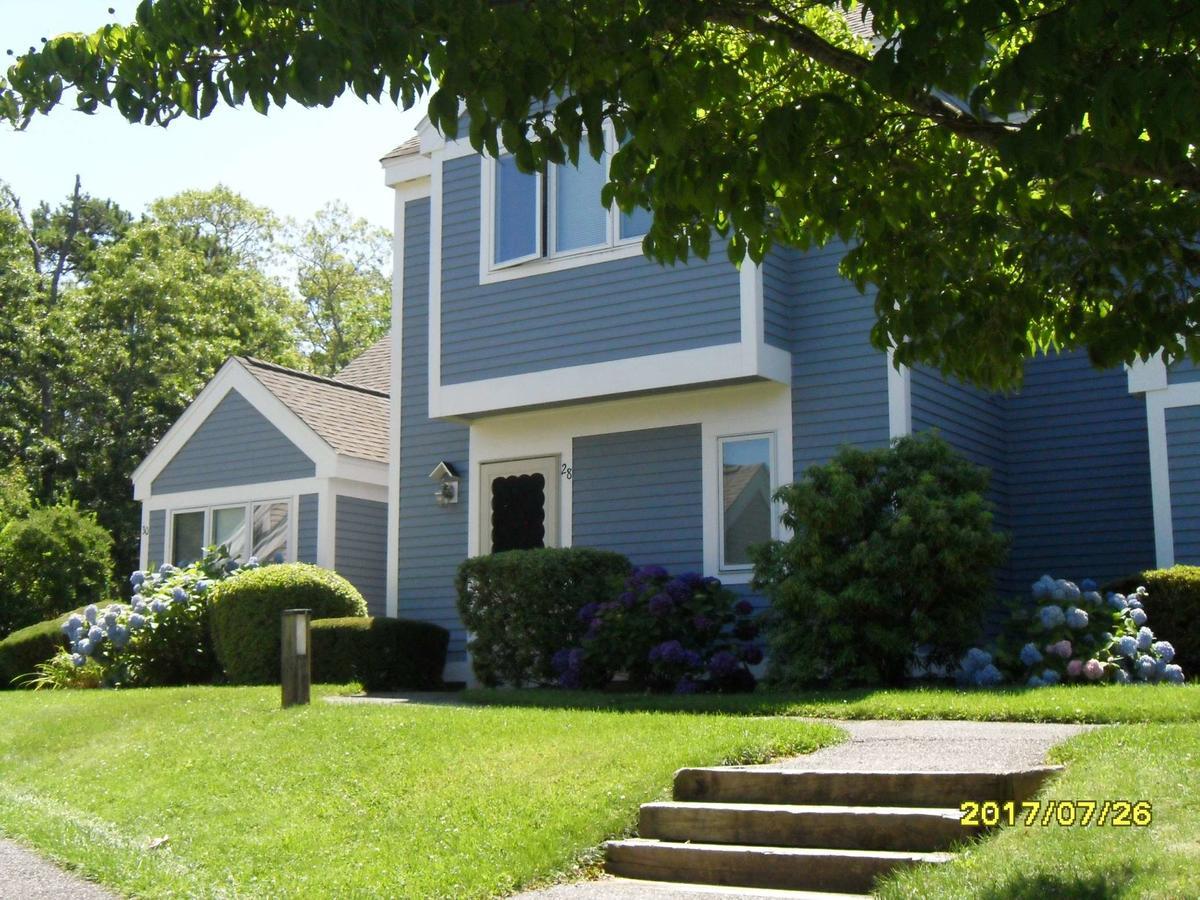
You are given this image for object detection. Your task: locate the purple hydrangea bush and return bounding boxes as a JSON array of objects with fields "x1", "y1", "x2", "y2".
[
  {"x1": 553, "y1": 565, "x2": 763, "y2": 694},
  {"x1": 959, "y1": 575, "x2": 1186, "y2": 687},
  {"x1": 48, "y1": 546, "x2": 252, "y2": 688}
]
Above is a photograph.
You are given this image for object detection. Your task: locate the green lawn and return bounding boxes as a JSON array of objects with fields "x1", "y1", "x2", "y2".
[
  {"x1": 0, "y1": 685, "x2": 839, "y2": 899},
  {"x1": 877, "y1": 724, "x2": 1200, "y2": 898},
  {"x1": 463, "y1": 684, "x2": 1200, "y2": 723}
]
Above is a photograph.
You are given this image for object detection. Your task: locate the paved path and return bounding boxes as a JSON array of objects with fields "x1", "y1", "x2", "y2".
[
  {"x1": 513, "y1": 718, "x2": 1094, "y2": 898},
  {"x1": 0, "y1": 837, "x2": 116, "y2": 899},
  {"x1": 764, "y1": 718, "x2": 1094, "y2": 772}
]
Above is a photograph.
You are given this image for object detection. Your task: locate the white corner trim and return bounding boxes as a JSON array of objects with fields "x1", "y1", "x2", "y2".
[
  {"x1": 1145, "y1": 391, "x2": 1175, "y2": 568},
  {"x1": 385, "y1": 190, "x2": 411, "y2": 619},
  {"x1": 886, "y1": 349, "x2": 912, "y2": 439},
  {"x1": 131, "y1": 361, "x2": 341, "y2": 501},
  {"x1": 740, "y1": 259, "x2": 764, "y2": 373},
  {"x1": 428, "y1": 150, "x2": 446, "y2": 419},
  {"x1": 1128, "y1": 352, "x2": 1168, "y2": 394}
]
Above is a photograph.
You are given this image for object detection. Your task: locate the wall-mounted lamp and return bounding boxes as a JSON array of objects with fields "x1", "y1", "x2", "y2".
[{"x1": 429, "y1": 460, "x2": 461, "y2": 506}]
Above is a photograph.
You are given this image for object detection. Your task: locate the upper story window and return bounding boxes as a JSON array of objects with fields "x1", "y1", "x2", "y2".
[{"x1": 487, "y1": 126, "x2": 651, "y2": 276}]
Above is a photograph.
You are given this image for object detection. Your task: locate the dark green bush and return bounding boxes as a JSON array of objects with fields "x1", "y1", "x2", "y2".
[
  {"x1": 456, "y1": 547, "x2": 631, "y2": 686},
  {"x1": 0, "y1": 614, "x2": 68, "y2": 688},
  {"x1": 311, "y1": 617, "x2": 449, "y2": 690},
  {"x1": 210, "y1": 564, "x2": 367, "y2": 684},
  {"x1": 0, "y1": 504, "x2": 114, "y2": 639},
  {"x1": 754, "y1": 433, "x2": 1009, "y2": 688},
  {"x1": 1107, "y1": 566, "x2": 1200, "y2": 678}
]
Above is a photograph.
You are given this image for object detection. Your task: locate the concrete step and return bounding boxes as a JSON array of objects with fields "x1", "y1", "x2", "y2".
[
  {"x1": 673, "y1": 766, "x2": 1062, "y2": 808},
  {"x1": 605, "y1": 839, "x2": 952, "y2": 894},
  {"x1": 640, "y1": 801, "x2": 979, "y2": 852}
]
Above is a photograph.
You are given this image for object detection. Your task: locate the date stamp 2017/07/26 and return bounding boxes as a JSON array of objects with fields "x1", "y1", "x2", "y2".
[{"x1": 960, "y1": 800, "x2": 1152, "y2": 827}]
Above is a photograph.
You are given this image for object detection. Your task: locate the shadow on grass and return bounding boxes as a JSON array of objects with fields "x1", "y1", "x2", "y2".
[{"x1": 976, "y1": 871, "x2": 1126, "y2": 900}]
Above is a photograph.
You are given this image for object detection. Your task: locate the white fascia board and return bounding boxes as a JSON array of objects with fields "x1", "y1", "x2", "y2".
[
  {"x1": 326, "y1": 477, "x2": 389, "y2": 503},
  {"x1": 382, "y1": 156, "x2": 432, "y2": 188},
  {"x1": 431, "y1": 342, "x2": 791, "y2": 419},
  {"x1": 139, "y1": 477, "x2": 326, "y2": 512},
  {"x1": 1127, "y1": 352, "x2": 1168, "y2": 394},
  {"x1": 331, "y1": 456, "x2": 389, "y2": 486}
]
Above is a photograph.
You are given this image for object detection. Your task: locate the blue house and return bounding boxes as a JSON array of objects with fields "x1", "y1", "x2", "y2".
[{"x1": 138, "y1": 121, "x2": 1186, "y2": 684}]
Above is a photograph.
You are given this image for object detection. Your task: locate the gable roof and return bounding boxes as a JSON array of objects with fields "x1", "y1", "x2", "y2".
[
  {"x1": 335, "y1": 335, "x2": 392, "y2": 392},
  {"x1": 238, "y1": 358, "x2": 390, "y2": 464}
]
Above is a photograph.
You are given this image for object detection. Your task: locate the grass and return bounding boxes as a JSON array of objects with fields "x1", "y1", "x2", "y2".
[
  {"x1": 876, "y1": 724, "x2": 1200, "y2": 898},
  {"x1": 0, "y1": 684, "x2": 840, "y2": 899},
  {"x1": 462, "y1": 684, "x2": 1200, "y2": 723}
]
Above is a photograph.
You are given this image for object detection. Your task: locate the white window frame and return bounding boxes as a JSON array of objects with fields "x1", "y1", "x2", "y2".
[
  {"x1": 716, "y1": 431, "x2": 779, "y2": 573},
  {"x1": 480, "y1": 124, "x2": 649, "y2": 283},
  {"x1": 164, "y1": 497, "x2": 294, "y2": 566}
]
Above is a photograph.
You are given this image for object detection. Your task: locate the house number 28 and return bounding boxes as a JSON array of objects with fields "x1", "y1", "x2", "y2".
[{"x1": 561, "y1": 463, "x2": 573, "y2": 480}]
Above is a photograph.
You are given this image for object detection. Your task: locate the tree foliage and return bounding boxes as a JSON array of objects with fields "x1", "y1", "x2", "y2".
[
  {"x1": 3, "y1": 1, "x2": 1199, "y2": 386},
  {"x1": 0, "y1": 179, "x2": 385, "y2": 573},
  {"x1": 286, "y1": 202, "x2": 390, "y2": 376}
]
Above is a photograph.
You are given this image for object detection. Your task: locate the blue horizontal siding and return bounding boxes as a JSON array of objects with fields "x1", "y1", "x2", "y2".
[
  {"x1": 147, "y1": 509, "x2": 165, "y2": 570},
  {"x1": 335, "y1": 496, "x2": 388, "y2": 617},
  {"x1": 297, "y1": 493, "x2": 319, "y2": 564},
  {"x1": 1168, "y1": 359, "x2": 1200, "y2": 384},
  {"x1": 790, "y1": 242, "x2": 889, "y2": 472},
  {"x1": 397, "y1": 197, "x2": 472, "y2": 662},
  {"x1": 1004, "y1": 352, "x2": 1154, "y2": 587},
  {"x1": 572, "y1": 425, "x2": 703, "y2": 572},
  {"x1": 1167, "y1": 405, "x2": 1200, "y2": 562},
  {"x1": 762, "y1": 247, "x2": 793, "y2": 351},
  {"x1": 151, "y1": 389, "x2": 315, "y2": 494},
  {"x1": 439, "y1": 155, "x2": 742, "y2": 384},
  {"x1": 911, "y1": 366, "x2": 1009, "y2": 533}
]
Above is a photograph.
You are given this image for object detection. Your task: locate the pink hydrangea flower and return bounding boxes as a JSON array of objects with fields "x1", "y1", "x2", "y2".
[
  {"x1": 1066, "y1": 659, "x2": 1083, "y2": 678},
  {"x1": 1083, "y1": 659, "x2": 1104, "y2": 681}
]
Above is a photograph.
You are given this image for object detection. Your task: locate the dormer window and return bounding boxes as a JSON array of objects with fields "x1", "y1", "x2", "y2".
[{"x1": 485, "y1": 126, "x2": 650, "y2": 279}]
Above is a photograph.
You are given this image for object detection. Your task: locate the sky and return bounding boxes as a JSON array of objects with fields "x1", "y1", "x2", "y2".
[{"x1": 0, "y1": 0, "x2": 427, "y2": 229}]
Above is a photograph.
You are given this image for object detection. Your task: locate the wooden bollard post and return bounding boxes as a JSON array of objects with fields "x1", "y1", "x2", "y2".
[{"x1": 281, "y1": 609, "x2": 311, "y2": 708}]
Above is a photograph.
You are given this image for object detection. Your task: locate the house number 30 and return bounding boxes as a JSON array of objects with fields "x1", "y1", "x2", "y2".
[{"x1": 561, "y1": 463, "x2": 573, "y2": 480}]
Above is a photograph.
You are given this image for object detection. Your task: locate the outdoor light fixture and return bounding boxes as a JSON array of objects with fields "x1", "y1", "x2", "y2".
[{"x1": 429, "y1": 460, "x2": 461, "y2": 506}]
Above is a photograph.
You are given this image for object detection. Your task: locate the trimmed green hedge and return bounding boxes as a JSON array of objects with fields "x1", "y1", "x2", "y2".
[
  {"x1": 210, "y1": 564, "x2": 367, "y2": 684},
  {"x1": 1108, "y1": 566, "x2": 1200, "y2": 677},
  {"x1": 0, "y1": 615, "x2": 68, "y2": 688},
  {"x1": 311, "y1": 617, "x2": 449, "y2": 691},
  {"x1": 456, "y1": 547, "x2": 631, "y2": 687}
]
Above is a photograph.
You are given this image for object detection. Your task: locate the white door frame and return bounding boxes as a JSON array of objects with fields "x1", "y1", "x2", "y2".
[{"x1": 478, "y1": 455, "x2": 561, "y2": 554}]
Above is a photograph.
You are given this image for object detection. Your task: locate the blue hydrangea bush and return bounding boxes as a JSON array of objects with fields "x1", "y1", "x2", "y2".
[
  {"x1": 959, "y1": 575, "x2": 1186, "y2": 687},
  {"x1": 44, "y1": 546, "x2": 257, "y2": 688},
  {"x1": 552, "y1": 565, "x2": 762, "y2": 694}
]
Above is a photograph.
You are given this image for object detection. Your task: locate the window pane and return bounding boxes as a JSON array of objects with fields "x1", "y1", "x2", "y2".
[
  {"x1": 172, "y1": 511, "x2": 204, "y2": 567},
  {"x1": 722, "y1": 438, "x2": 773, "y2": 566},
  {"x1": 211, "y1": 506, "x2": 246, "y2": 561},
  {"x1": 555, "y1": 152, "x2": 608, "y2": 252},
  {"x1": 495, "y1": 155, "x2": 538, "y2": 263},
  {"x1": 252, "y1": 502, "x2": 289, "y2": 564},
  {"x1": 619, "y1": 205, "x2": 652, "y2": 240}
]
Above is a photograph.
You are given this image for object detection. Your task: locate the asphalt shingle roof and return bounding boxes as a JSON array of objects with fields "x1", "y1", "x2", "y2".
[
  {"x1": 239, "y1": 358, "x2": 390, "y2": 464},
  {"x1": 335, "y1": 335, "x2": 392, "y2": 393}
]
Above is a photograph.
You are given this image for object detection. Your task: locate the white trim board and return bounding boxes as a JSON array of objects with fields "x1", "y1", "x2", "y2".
[
  {"x1": 886, "y1": 348, "x2": 912, "y2": 439},
  {"x1": 1136, "y1": 377, "x2": 1200, "y2": 568}
]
